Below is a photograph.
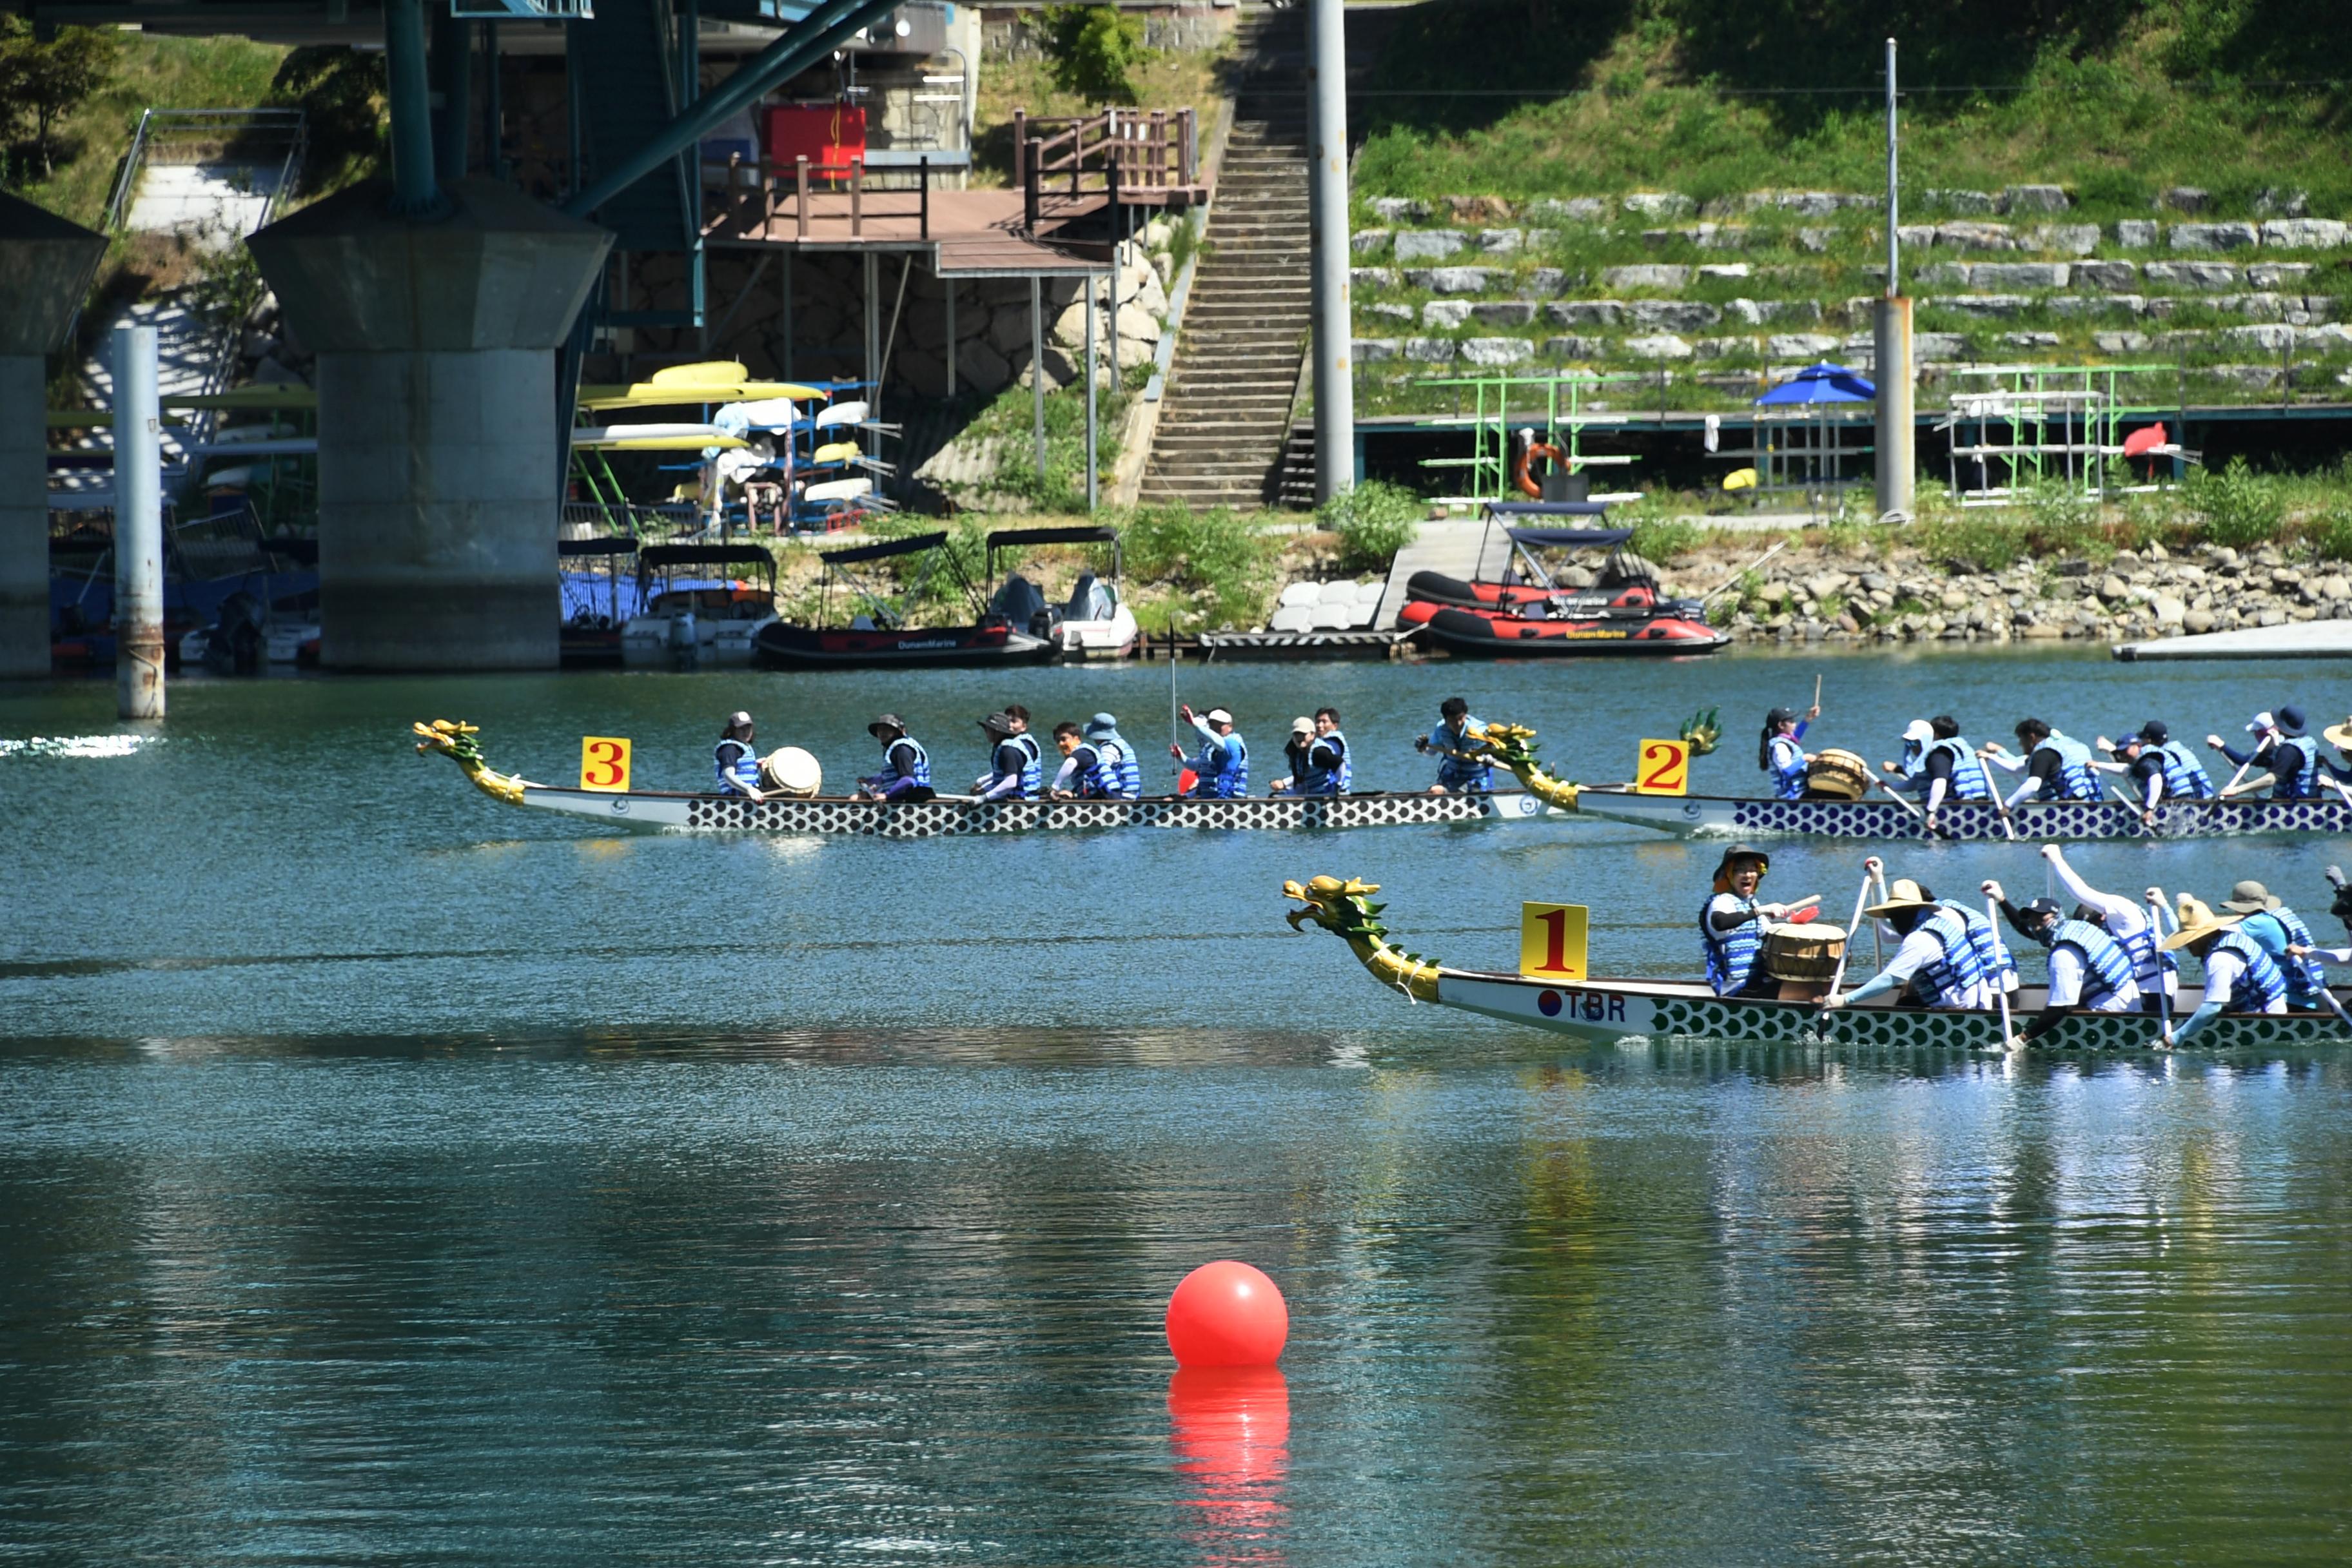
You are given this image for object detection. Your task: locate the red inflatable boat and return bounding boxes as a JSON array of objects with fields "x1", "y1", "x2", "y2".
[{"x1": 1414, "y1": 604, "x2": 1729, "y2": 657}]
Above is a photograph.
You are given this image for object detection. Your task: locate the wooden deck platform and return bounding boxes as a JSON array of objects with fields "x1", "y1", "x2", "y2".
[{"x1": 704, "y1": 186, "x2": 1121, "y2": 276}]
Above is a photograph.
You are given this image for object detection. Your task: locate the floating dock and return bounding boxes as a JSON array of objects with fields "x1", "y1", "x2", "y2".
[{"x1": 2112, "y1": 620, "x2": 2352, "y2": 661}]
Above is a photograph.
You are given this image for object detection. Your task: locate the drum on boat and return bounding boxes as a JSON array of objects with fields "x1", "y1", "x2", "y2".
[
  {"x1": 760, "y1": 746, "x2": 823, "y2": 797},
  {"x1": 1803, "y1": 749, "x2": 1870, "y2": 801},
  {"x1": 1762, "y1": 921, "x2": 1846, "y2": 982}
]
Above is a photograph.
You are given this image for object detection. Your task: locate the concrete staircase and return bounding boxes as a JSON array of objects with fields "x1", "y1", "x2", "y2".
[{"x1": 1138, "y1": 6, "x2": 1309, "y2": 511}]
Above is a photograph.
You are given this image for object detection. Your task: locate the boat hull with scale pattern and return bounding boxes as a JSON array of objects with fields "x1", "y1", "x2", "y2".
[{"x1": 1569, "y1": 788, "x2": 2352, "y2": 841}]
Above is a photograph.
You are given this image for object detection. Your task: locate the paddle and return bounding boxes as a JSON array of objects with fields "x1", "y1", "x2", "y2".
[
  {"x1": 2145, "y1": 888, "x2": 2173, "y2": 1046},
  {"x1": 1822, "y1": 864, "x2": 1877, "y2": 1012},
  {"x1": 1868, "y1": 775, "x2": 1936, "y2": 836},
  {"x1": 1988, "y1": 892, "x2": 2019, "y2": 1052}
]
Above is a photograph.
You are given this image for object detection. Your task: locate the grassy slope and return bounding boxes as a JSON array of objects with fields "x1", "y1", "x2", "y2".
[
  {"x1": 10, "y1": 33, "x2": 289, "y2": 226},
  {"x1": 970, "y1": 35, "x2": 1232, "y2": 188},
  {"x1": 1357, "y1": 3, "x2": 2349, "y2": 213}
]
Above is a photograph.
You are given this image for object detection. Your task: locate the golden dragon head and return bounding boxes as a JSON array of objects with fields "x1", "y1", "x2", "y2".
[
  {"x1": 1467, "y1": 722, "x2": 1579, "y2": 810},
  {"x1": 1282, "y1": 875, "x2": 1443, "y2": 1002},
  {"x1": 411, "y1": 720, "x2": 527, "y2": 805},
  {"x1": 1679, "y1": 707, "x2": 1721, "y2": 756}
]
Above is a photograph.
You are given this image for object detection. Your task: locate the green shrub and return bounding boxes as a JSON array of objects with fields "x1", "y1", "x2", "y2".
[
  {"x1": 2309, "y1": 505, "x2": 2352, "y2": 562},
  {"x1": 2191, "y1": 458, "x2": 2285, "y2": 548},
  {"x1": 1040, "y1": 5, "x2": 1145, "y2": 105},
  {"x1": 1318, "y1": 480, "x2": 1422, "y2": 572},
  {"x1": 1917, "y1": 516, "x2": 2026, "y2": 573},
  {"x1": 1629, "y1": 517, "x2": 1702, "y2": 564},
  {"x1": 1122, "y1": 503, "x2": 1279, "y2": 629}
]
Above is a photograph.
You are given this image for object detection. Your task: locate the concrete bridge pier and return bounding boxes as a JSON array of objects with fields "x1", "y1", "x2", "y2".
[
  {"x1": 0, "y1": 192, "x2": 106, "y2": 678},
  {"x1": 248, "y1": 177, "x2": 609, "y2": 670}
]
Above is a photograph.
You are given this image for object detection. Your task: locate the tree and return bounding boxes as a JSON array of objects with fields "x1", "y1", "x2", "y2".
[{"x1": 0, "y1": 19, "x2": 122, "y2": 177}]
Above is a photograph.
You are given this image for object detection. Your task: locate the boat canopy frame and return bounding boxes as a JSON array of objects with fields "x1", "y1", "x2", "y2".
[{"x1": 815, "y1": 530, "x2": 984, "y2": 629}]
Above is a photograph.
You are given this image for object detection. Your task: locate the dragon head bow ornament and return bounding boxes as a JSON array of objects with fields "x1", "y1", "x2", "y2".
[
  {"x1": 1467, "y1": 722, "x2": 1580, "y2": 810},
  {"x1": 1283, "y1": 875, "x2": 1442, "y2": 1002},
  {"x1": 413, "y1": 720, "x2": 533, "y2": 806}
]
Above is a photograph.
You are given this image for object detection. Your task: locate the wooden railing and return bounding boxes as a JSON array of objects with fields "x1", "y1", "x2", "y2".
[
  {"x1": 1013, "y1": 106, "x2": 1199, "y2": 231},
  {"x1": 705, "y1": 153, "x2": 937, "y2": 240}
]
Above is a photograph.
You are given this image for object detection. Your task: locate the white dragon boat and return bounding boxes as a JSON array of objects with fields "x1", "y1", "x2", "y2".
[
  {"x1": 414, "y1": 721, "x2": 1567, "y2": 837},
  {"x1": 1473, "y1": 721, "x2": 2352, "y2": 842},
  {"x1": 1282, "y1": 874, "x2": 2351, "y2": 1052}
]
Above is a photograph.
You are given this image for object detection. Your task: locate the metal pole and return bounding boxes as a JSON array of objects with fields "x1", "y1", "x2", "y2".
[
  {"x1": 864, "y1": 250, "x2": 879, "y2": 402},
  {"x1": 482, "y1": 22, "x2": 501, "y2": 179},
  {"x1": 112, "y1": 324, "x2": 164, "y2": 720},
  {"x1": 384, "y1": 0, "x2": 443, "y2": 216},
  {"x1": 944, "y1": 274, "x2": 956, "y2": 398},
  {"x1": 1873, "y1": 36, "x2": 1915, "y2": 522},
  {"x1": 1308, "y1": 0, "x2": 1353, "y2": 505},
  {"x1": 1030, "y1": 274, "x2": 1046, "y2": 480},
  {"x1": 433, "y1": 2, "x2": 471, "y2": 184},
  {"x1": 565, "y1": 20, "x2": 582, "y2": 197},
  {"x1": 1084, "y1": 272, "x2": 1099, "y2": 510},
  {"x1": 781, "y1": 250, "x2": 793, "y2": 380}
]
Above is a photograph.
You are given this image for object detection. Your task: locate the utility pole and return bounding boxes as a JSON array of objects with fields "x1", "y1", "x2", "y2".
[
  {"x1": 113, "y1": 324, "x2": 164, "y2": 720},
  {"x1": 1874, "y1": 36, "x2": 1915, "y2": 522},
  {"x1": 1309, "y1": 0, "x2": 1353, "y2": 504}
]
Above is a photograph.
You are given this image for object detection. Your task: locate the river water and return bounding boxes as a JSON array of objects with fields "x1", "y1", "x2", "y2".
[{"x1": 5, "y1": 650, "x2": 2349, "y2": 1563}]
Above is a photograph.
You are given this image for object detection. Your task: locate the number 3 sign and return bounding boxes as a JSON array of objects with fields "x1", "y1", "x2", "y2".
[
  {"x1": 1634, "y1": 738, "x2": 1690, "y2": 796},
  {"x1": 580, "y1": 736, "x2": 632, "y2": 793}
]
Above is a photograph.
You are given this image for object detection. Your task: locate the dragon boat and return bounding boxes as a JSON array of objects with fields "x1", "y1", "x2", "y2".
[
  {"x1": 413, "y1": 721, "x2": 1571, "y2": 838},
  {"x1": 1469, "y1": 722, "x2": 2352, "y2": 842},
  {"x1": 1282, "y1": 874, "x2": 2351, "y2": 1052}
]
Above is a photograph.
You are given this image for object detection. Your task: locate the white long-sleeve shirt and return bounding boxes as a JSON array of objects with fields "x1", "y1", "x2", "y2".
[
  {"x1": 2201, "y1": 945, "x2": 2286, "y2": 1012},
  {"x1": 2046, "y1": 856, "x2": 2171, "y2": 994}
]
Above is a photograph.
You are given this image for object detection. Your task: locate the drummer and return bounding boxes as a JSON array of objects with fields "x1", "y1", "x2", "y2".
[
  {"x1": 1699, "y1": 845, "x2": 1808, "y2": 997},
  {"x1": 713, "y1": 710, "x2": 771, "y2": 802},
  {"x1": 1758, "y1": 701, "x2": 1821, "y2": 800}
]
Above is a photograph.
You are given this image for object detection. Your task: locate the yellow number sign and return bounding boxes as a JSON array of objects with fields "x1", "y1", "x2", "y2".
[
  {"x1": 1634, "y1": 738, "x2": 1690, "y2": 796},
  {"x1": 1520, "y1": 902, "x2": 1589, "y2": 982},
  {"x1": 580, "y1": 736, "x2": 632, "y2": 793}
]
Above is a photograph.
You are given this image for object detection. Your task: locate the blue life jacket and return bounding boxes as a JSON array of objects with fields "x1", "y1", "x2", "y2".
[
  {"x1": 1436, "y1": 717, "x2": 1492, "y2": 791},
  {"x1": 714, "y1": 738, "x2": 761, "y2": 795},
  {"x1": 1766, "y1": 733, "x2": 1807, "y2": 799},
  {"x1": 2239, "y1": 908, "x2": 2325, "y2": 1006},
  {"x1": 881, "y1": 736, "x2": 930, "y2": 789},
  {"x1": 2155, "y1": 740, "x2": 2215, "y2": 800},
  {"x1": 2209, "y1": 928, "x2": 2288, "y2": 1010},
  {"x1": 1189, "y1": 730, "x2": 1248, "y2": 798},
  {"x1": 2270, "y1": 737, "x2": 2321, "y2": 800},
  {"x1": 1914, "y1": 907, "x2": 1988, "y2": 1008},
  {"x1": 1701, "y1": 894, "x2": 1766, "y2": 995},
  {"x1": 1102, "y1": 740, "x2": 1143, "y2": 798},
  {"x1": 1939, "y1": 899, "x2": 2016, "y2": 992},
  {"x1": 1927, "y1": 736, "x2": 1994, "y2": 801},
  {"x1": 2113, "y1": 921, "x2": 2179, "y2": 989},
  {"x1": 1010, "y1": 732, "x2": 1043, "y2": 798},
  {"x1": 1300, "y1": 730, "x2": 1349, "y2": 795},
  {"x1": 2050, "y1": 917, "x2": 2137, "y2": 1010},
  {"x1": 2035, "y1": 732, "x2": 2102, "y2": 801}
]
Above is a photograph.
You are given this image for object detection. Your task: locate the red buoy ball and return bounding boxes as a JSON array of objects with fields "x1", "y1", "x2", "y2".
[{"x1": 1165, "y1": 1260, "x2": 1288, "y2": 1368}]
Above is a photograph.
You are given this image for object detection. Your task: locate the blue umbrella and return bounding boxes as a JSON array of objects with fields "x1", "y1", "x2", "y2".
[{"x1": 1756, "y1": 362, "x2": 1876, "y2": 405}]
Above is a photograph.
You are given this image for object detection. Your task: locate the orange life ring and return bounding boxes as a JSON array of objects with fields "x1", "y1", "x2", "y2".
[{"x1": 1513, "y1": 439, "x2": 1569, "y2": 498}]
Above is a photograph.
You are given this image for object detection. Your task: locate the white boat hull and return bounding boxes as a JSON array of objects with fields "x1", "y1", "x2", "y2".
[{"x1": 1570, "y1": 788, "x2": 2352, "y2": 842}]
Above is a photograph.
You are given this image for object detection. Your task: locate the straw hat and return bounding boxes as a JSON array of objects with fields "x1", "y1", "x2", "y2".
[
  {"x1": 2219, "y1": 879, "x2": 2283, "y2": 914},
  {"x1": 2162, "y1": 894, "x2": 2241, "y2": 951},
  {"x1": 2324, "y1": 715, "x2": 2352, "y2": 750},
  {"x1": 1865, "y1": 877, "x2": 1938, "y2": 918}
]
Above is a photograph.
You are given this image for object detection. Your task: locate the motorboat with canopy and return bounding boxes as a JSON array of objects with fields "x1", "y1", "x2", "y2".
[
  {"x1": 752, "y1": 530, "x2": 1054, "y2": 669},
  {"x1": 982, "y1": 525, "x2": 1140, "y2": 660},
  {"x1": 620, "y1": 543, "x2": 779, "y2": 667},
  {"x1": 1400, "y1": 502, "x2": 1726, "y2": 656}
]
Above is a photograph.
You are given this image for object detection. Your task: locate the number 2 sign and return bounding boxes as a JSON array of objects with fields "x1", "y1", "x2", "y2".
[
  {"x1": 580, "y1": 736, "x2": 632, "y2": 793},
  {"x1": 1520, "y1": 902, "x2": 1589, "y2": 982},
  {"x1": 1634, "y1": 738, "x2": 1690, "y2": 796}
]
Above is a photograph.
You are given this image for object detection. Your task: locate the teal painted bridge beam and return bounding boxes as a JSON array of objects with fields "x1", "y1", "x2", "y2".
[
  {"x1": 384, "y1": 0, "x2": 444, "y2": 217},
  {"x1": 559, "y1": 0, "x2": 898, "y2": 223}
]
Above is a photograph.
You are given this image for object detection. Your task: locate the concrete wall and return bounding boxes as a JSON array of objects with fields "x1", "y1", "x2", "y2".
[{"x1": 0, "y1": 357, "x2": 45, "y2": 678}]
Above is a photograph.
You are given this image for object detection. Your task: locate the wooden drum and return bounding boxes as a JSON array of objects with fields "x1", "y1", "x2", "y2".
[
  {"x1": 1763, "y1": 921, "x2": 1847, "y2": 982},
  {"x1": 1803, "y1": 748, "x2": 1871, "y2": 801},
  {"x1": 760, "y1": 746, "x2": 823, "y2": 798}
]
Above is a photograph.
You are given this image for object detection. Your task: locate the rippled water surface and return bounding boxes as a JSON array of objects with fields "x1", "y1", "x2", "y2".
[{"x1": 5, "y1": 655, "x2": 2350, "y2": 1563}]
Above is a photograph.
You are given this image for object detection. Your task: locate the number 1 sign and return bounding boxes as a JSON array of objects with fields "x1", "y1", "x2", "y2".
[
  {"x1": 580, "y1": 736, "x2": 633, "y2": 793},
  {"x1": 1634, "y1": 738, "x2": 1690, "y2": 796},
  {"x1": 1520, "y1": 902, "x2": 1589, "y2": 982}
]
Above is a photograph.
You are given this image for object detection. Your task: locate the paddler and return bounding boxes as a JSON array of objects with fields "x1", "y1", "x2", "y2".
[
  {"x1": 1757, "y1": 700, "x2": 1820, "y2": 800},
  {"x1": 2215, "y1": 879, "x2": 2329, "y2": 1011},
  {"x1": 1698, "y1": 845, "x2": 1804, "y2": 997},
  {"x1": 1881, "y1": 714, "x2": 1994, "y2": 829},
  {"x1": 1272, "y1": 708, "x2": 1348, "y2": 796},
  {"x1": 1984, "y1": 878, "x2": 2141, "y2": 1048},
  {"x1": 1980, "y1": 718, "x2": 2102, "y2": 805},
  {"x1": 2161, "y1": 894, "x2": 2287, "y2": 1046},
  {"x1": 712, "y1": 710, "x2": 771, "y2": 802},
  {"x1": 2206, "y1": 706, "x2": 2322, "y2": 799},
  {"x1": 2040, "y1": 844, "x2": 2173, "y2": 1013},
  {"x1": 1824, "y1": 871, "x2": 1990, "y2": 1011},
  {"x1": 1048, "y1": 714, "x2": 1143, "y2": 799},
  {"x1": 970, "y1": 710, "x2": 1038, "y2": 801},
  {"x1": 1171, "y1": 703, "x2": 1249, "y2": 798},
  {"x1": 2090, "y1": 726, "x2": 2169, "y2": 824},
  {"x1": 1420, "y1": 696, "x2": 1492, "y2": 794},
  {"x1": 856, "y1": 713, "x2": 934, "y2": 801}
]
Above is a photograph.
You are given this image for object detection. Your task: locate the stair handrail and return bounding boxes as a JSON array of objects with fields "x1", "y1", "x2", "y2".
[
  {"x1": 104, "y1": 107, "x2": 159, "y2": 232},
  {"x1": 1015, "y1": 106, "x2": 1197, "y2": 204}
]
